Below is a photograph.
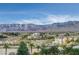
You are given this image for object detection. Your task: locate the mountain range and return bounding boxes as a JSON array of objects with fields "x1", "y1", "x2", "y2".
[{"x1": 0, "y1": 21, "x2": 79, "y2": 32}]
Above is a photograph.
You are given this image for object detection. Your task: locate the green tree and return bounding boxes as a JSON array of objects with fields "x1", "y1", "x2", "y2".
[
  {"x1": 64, "y1": 32, "x2": 70, "y2": 37},
  {"x1": 3, "y1": 43, "x2": 9, "y2": 55},
  {"x1": 70, "y1": 48, "x2": 79, "y2": 55},
  {"x1": 62, "y1": 47, "x2": 79, "y2": 55},
  {"x1": 48, "y1": 46, "x2": 59, "y2": 55},
  {"x1": 55, "y1": 34, "x2": 59, "y2": 38},
  {"x1": 17, "y1": 41, "x2": 29, "y2": 55},
  {"x1": 40, "y1": 46, "x2": 59, "y2": 55},
  {"x1": 40, "y1": 47, "x2": 49, "y2": 55},
  {"x1": 63, "y1": 46, "x2": 72, "y2": 55}
]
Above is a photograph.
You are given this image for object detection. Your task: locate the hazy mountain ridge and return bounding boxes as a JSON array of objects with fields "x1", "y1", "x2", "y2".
[{"x1": 0, "y1": 21, "x2": 79, "y2": 32}]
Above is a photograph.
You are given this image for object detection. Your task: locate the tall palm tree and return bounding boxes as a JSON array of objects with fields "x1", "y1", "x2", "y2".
[
  {"x1": 64, "y1": 32, "x2": 70, "y2": 39},
  {"x1": 0, "y1": 35, "x2": 8, "y2": 45},
  {"x1": 64, "y1": 32, "x2": 71, "y2": 44},
  {"x1": 40, "y1": 33, "x2": 45, "y2": 40},
  {"x1": 3, "y1": 43, "x2": 9, "y2": 55},
  {"x1": 46, "y1": 35, "x2": 55, "y2": 45},
  {"x1": 36, "y1": 45, "x2": 40, "y2": 52},
  {"x1": 29, "y1": 43, "x2": 34, "y2": 54},
  {"x1": 21, "y1": 34, "x2": 28, "y2": 40},
  {"x1": 55, "y1": 34, "x2": 59, "y2": 39}
]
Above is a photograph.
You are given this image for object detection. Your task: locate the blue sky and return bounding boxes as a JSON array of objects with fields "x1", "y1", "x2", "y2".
[{"x1": 0, "y1": 3, "x2": 79, "y2": 24}]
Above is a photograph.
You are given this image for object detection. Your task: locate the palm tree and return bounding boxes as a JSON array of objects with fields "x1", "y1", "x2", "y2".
[
  {"x1": 3, "y1": 43, "x2": 9, "y2": 55},
  {"x1": 64, "y1": 32, "x2": 70, "y2": 37},
  {"x1": 21, "y1": 34, "x2": 28, "y2": 40},
  {"x1": 36, "y1": 45, "x2": 40, "y2": 52},
  {"x1": 64, "y1": 32, "x2": 70, "y2": 44},
  {"x1": 46, "y1": 36, "x2": 55, "y2": 45},
  {"x1": 74, "y1": 37, "x2": 79, "y2": 44},
  {"x1": 40, "y1": 33, "x2": 45, "y2": 40},
  {"x1": 64, "y1": 32, "x2": 70, "y2": 39},
  {"x1": 0, "y1": 35, "x2": 8, "y2": 45},
  {"x1": 29, "y1": 43, "x2": 34, "y2": 54},
  {"x1": 55, "y1": 34, "x2": 59, "y2": 39}
]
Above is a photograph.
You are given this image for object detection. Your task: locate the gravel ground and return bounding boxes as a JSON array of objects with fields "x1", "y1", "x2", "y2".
[{"x1": 0, "y1": 48, "x2": 17, "y2": 55}]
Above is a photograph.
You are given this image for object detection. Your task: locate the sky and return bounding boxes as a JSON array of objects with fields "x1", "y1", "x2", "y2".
[{"x1": 0, "y1": 3, "x2": 79, "y2": 24}]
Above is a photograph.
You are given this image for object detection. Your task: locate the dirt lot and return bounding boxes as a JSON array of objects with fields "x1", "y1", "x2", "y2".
[{"x1": 0, "y1": 48, "x2": 17, "y2": 55}]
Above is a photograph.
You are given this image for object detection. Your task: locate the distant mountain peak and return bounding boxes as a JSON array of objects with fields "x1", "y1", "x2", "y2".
[{"x1": 0, "y1": 21, "x2": 79, "y2": 32}]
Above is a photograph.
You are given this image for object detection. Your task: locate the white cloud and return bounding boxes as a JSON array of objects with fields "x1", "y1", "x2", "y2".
[
  {"x1": 16, "y1": 15, "x2": 79, "y2": 25},
  {"x1": 16, "y1": 19, "x2": 43, "y2": 25},
  {"x1": 45, "y1": 15, "x2": 79, "y2": 24}
]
